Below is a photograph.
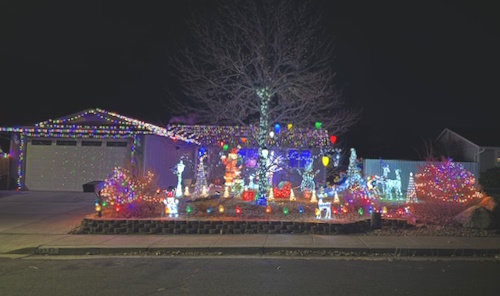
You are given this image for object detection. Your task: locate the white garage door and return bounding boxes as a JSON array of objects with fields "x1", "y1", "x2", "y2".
[{"x1": 25, "y1": 138, "x2": 131, "y2": 191}]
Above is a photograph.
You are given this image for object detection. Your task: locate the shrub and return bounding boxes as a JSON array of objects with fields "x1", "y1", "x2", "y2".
[
  {"x1": 414, "y1": 158, "x2": 484, "y2": 204},
  {"x1": 479, "y1": 167, "x2": 500, "y2": 188},
  {"x1": 412, "y1": 158, "x2": 484, "y2": 226}
]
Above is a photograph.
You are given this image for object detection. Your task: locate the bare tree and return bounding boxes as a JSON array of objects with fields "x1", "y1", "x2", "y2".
[{"x1": 170, "y1": 0, "x2": 360, "y2": 204}]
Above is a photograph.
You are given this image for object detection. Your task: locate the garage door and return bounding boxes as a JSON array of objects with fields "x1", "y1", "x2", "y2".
[{"x1": 25, "y1": 139, "x2": 131, "y2": 191}]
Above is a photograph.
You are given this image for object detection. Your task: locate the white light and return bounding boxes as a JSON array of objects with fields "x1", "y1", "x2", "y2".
[{"x1": 262, "y1": 148, "x2": 269, "y2": 158}]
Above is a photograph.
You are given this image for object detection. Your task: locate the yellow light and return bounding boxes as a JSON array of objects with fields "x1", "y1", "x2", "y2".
[
  {"x1": 287, "y1": 123, "x2": 293, "y2": 130},
  {"x1": 95, "y1": 205, "x2": 101, "y2": 212},
  {"x1": 322, "y1": 156, "x2": 329, "y2": 167},
  {"x1": 165, "y1": 206, "x2": 170, "y2": 214},
  {"x1": 218, "y1": 205, "x2": 225, "y2": 213}
]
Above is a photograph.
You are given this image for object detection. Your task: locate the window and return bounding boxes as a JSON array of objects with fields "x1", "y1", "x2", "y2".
[
  {"x1": 31, "y1": 139, "x2": 52, "y2": 145},
  {"x1": 288, "y1": 149, "x2": 311, "y2": 168},
  {"x1": 56, "y1": 140, "x2": 77, "y2": 146},
  {"x1": 300, "y1": 150, "x2": 311, "y2": 168},
  {"x1": 82, "y1": 141, "x2": 102, "y2": 147},
  {"x1": 237, "y1": 148, "x2": 258, "y2": 168},
  {"x1": 106, "y1": 141, "x2": 128, "y2": 147},
  {"x1": 288, "y1": 149, "x2": 299, "y2": 168}
]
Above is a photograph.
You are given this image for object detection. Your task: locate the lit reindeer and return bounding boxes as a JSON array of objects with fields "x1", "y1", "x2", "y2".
[
  {"x1": 384, "y1": 169, "x2": 402, "y2": 200},
  {"x1": 316, "y1": 197, "x2": 332, "y2": 219}
]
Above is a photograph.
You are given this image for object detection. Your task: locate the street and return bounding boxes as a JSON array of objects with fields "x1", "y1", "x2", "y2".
[{"x1": 1, "y1": 256, "x2": 499, "y2": 296}]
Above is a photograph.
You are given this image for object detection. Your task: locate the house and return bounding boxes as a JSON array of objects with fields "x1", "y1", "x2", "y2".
[
  {"x1": 0, "y1": 108, "x2": 198, "y2": 191},
  {"x1": 165, "y1": 123, "x2": 334, "y2": 191},
  {"x1": 0, "y1": 108, "x2": 335, "y2": 193},
  {"x1": 435, "y1": 128, "x2": 500, "y2": 175}
]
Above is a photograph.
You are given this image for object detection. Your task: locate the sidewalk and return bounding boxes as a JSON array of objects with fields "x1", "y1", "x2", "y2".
[
  {"x1": 1, "y1": 190, "x2": 500, "y2": 259},
  {"x1": 3, "y1": 233, "x2": 500, "y2": 258}
]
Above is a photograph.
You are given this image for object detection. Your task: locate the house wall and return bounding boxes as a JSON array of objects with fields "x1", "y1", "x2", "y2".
[
  {"x1": 142, "y1": 135, "x2": 196, "y2": 189},
  {"x1": 8, "y1": 133, "x2": 21, "y2": 189},
  {"x1": 198, "y1": 146, "x2": 326, "y2": 191},
  {"x1": 480, "y1": 148, "x2": 498, "y2": 173}
]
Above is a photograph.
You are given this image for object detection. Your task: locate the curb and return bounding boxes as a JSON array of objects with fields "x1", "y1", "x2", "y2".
[{"x1": 9, "y1": 246, "x2": 500, "y2": 258}]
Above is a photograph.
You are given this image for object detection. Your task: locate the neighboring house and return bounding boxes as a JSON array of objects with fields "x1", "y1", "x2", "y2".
[
  {"x1": 0, "y1": 108, "x2": 334, "y2": 192},
  {"x1": 435, "y1": 128, "x2": 500, "y2": 175}
]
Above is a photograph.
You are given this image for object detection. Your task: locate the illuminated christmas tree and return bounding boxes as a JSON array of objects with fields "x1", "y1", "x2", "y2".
[
  {"x1": 194, "y1": 155, "x2": 208, "y2": 197},
  {"x1": 406, "y1": 172, "x2": 416, "y2": 203},
  {"x1": 414, "y1": 158, "x2": 484, "y2": 203}
]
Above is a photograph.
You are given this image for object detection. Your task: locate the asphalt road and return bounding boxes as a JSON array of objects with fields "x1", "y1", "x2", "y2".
[{"x1": 1, "y1": 257, "x2": 499, "y2": 296}]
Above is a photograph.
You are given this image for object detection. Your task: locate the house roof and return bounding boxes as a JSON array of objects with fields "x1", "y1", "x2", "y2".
[
  {"x1": 0, "y1": 107, "x2": 334, "y2": 149},
  {"x1": 166, "y1": 124, "x2": 333, "y2": 149},
  {"x1": 439, "y1": 128, "x2": 500, "y2": 148},
  {"x1": 0, "y1": 108, "x2": 197, "y2": 143}
]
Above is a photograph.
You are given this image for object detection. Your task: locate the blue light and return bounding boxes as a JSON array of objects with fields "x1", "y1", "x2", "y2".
[
  {"x1": 274, "y1": 123, "x2": 281, "y2": 134},
  {"x1": 198, "y1": 146, "x2": 206, "y2": 157},
  {"x1": 256, "y1": 195, "x2": 267, "y2": 206}
]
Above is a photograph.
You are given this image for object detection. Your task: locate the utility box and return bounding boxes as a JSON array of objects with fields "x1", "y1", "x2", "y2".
[{"x1": 82, "y1": 181, "x2": 105, "y2": 194}]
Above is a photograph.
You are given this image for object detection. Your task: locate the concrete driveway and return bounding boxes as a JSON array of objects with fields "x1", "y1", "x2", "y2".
[{"x1": 0, "y1": 190, "x2": 95, "y2": 254}]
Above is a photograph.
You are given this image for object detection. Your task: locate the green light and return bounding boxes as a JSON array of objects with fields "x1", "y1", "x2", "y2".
[
  {"x1": 223, "y1": 144, "x2": 228, "y2": 151},
  {"x1": 315, "y1": 122, "x2": 322, "y2": 129},
  {"x1": 283, "y1": 206, "x2": 288, "y2": 215},
  {"x1": 186, "y1": 205, "x2": 192, "y2": 214},
  {"x1": 358, "y1": 208, "x2": 363, "y2": 216}
]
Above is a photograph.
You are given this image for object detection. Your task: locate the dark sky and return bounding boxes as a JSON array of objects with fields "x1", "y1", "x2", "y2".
[{"x1": 1, "y1": 0, "x2": 499, "y2": 160}]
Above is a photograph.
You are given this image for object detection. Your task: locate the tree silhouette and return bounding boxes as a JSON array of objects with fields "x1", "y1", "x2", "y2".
[{"x1": 170, "y1": 0, "x2": 360, "y2": 204}]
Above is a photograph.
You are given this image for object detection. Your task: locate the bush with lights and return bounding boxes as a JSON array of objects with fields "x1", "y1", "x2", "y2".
[
  {"x1": 99, "y1": 166, "x2": 164, "y2": 218},
  {"x1": 412, "y1": 158, "x2": 484, "y2": 225}
]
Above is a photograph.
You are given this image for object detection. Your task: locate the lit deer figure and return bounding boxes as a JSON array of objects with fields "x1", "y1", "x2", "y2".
[
  {"x1": 316, "y1": 197, "x2": 332, "y2": 219},
  {"x1": 384, "y1": 169, "x2": 402, "y2": 200}
]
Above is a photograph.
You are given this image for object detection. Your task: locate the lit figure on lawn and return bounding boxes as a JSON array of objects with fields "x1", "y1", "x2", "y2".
[
  {"x1": 298, "y1": 161, "x2": 319, "y2": 193},
  {"x1": 384, "y1": 168, "x2": 403, "y2": 200},
  {"x1": 175, "y1": 160, "x2": 185, "y2": 198},
  {"x1": 163, "y1": 196, "x2": 179, "y2": 218},
  {"x1": 316, "y1": 197, "x2": 332, "y2": 219}
]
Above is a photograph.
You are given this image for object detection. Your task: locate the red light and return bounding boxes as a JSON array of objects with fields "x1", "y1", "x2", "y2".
[{"x1": 330, "y1": 135, "x2": 337, "y2": 144}]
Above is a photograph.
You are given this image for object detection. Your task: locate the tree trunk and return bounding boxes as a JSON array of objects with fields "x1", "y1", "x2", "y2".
[{"x1": 256, "y1": 87, "x2": 270, "y2": 205}]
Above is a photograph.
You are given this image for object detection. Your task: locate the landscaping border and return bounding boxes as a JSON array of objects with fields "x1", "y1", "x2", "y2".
[{"x1": 74, "y1": 217, "x2": 410, "y2": 235}]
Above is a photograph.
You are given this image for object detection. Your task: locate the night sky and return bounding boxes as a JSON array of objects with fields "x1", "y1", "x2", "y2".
[{"x1": 1, "y1": 1, "x2": 499, "y2": 160}]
